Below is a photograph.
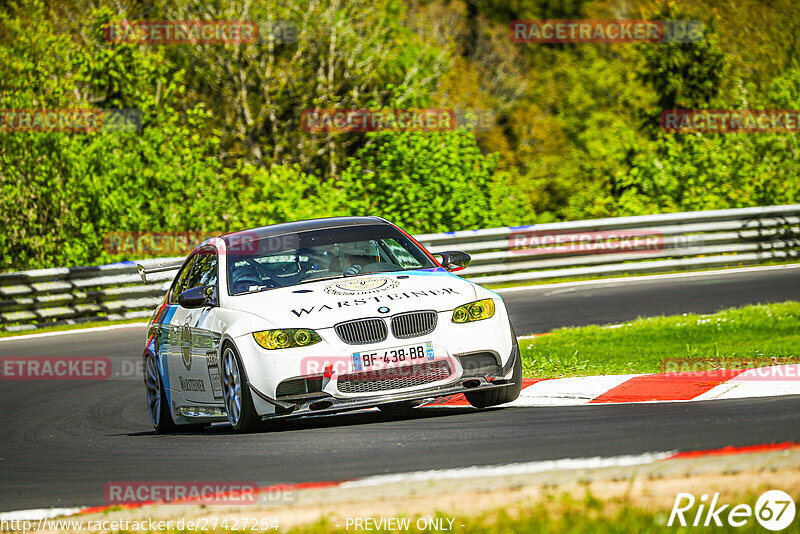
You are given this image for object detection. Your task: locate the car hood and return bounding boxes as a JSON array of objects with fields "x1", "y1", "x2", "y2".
[{"x1": 224, "y1": 268, "x2": 478, "y2": 329}]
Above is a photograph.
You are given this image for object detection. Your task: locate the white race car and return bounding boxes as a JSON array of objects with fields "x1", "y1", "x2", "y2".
[{"x1": 140, "y1": 217, "x2": 521, "y2": 433}]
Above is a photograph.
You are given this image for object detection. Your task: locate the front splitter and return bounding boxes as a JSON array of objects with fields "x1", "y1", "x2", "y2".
[{"x1": 261, "y1": 377, "x2": 513, "y2": 420}]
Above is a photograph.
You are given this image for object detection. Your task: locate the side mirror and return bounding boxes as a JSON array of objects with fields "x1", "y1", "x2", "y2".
[
  {"x1": 178, "y1": 285, "x2": 218, "y2": 309},
  {"x1": 436, "y1": 251, "x2": 471, "y2": 272}
]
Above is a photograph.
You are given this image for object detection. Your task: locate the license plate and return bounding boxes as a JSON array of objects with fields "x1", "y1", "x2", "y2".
[{"x1": 352, "y1": 341, "x2": 434, "y2": 372}]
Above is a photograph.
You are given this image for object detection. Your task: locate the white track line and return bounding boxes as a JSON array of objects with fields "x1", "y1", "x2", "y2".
[
  {"x1": 340, "y1": 452, "x2": 673, "y2": 488},
  {"x1": 0, "y1": 507, "x2": 83, "y2": 521}
]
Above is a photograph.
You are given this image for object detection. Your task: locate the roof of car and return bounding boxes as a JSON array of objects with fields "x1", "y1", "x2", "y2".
[{"x1": 221, "y1": 216, "x2": 391, "y2": 243}]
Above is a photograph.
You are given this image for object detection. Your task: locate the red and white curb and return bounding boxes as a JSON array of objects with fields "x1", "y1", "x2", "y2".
[
  {"x1": 423, "y1": 364, "x2": 800, "y2": 407},
  {"x1": 3, "y1": 442, "x2": 797, "y2": 522}
]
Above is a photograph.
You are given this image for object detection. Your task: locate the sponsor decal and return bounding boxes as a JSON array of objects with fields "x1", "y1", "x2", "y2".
[
  {"x1": 324, "y1": 276, "x2": 399, "y2": 295},
  {"x1": 292, "y1": 288, "x2": 459, "y2": 316},
  {"x1": 180, "y1": 324, "x2": 192, "y2": 370},
  {"x1": 179, "y1": 376, "x2": 206, "y2": 392},
  {"x1": 206, "y1": 350, "x2": 223, "y2": 399}
]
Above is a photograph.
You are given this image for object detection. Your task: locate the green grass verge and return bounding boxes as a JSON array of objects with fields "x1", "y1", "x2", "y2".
[
  {"x1": 0, "y1": 317, "x2": 147, "y2": 338},
  {"x1": 285, "y1": 491, "x2": 791, "y2": 533},
  {"x1": 520, "y1": 301, "x2": 800, "y2": 378}
]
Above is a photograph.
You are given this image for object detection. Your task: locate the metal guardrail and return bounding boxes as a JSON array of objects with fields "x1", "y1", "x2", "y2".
[{"x1": 1, "y1": 205, "x2": 799, "y2": 332}]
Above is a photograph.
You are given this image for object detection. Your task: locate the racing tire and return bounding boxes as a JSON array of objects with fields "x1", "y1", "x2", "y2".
[
  {"x1": 465, "y1": 342, "x2": 522, "y2": 409},
  {"x1": 222, "y1": 344, "x2": 261, "y2": 433},
  {"x1": 145, "y1": 352, "x2": 177, "y2": 434}
]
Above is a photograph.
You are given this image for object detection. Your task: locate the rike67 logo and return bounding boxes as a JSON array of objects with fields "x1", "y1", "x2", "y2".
[{"x1": 669, "y1": 490, "x2": 796, "y2": 531}]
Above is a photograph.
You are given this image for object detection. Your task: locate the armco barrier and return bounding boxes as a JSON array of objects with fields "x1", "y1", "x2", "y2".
[{"x1": 1, "y1": 205, "x2": 799, "y2": 332}]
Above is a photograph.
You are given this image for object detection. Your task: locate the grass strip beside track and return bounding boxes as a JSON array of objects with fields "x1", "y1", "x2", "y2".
[
  {"x1": 519, "y1": 301, "x2": 800, "y2": 378},
  {"x1": 286, "y1": 488, "x2": 800, "y2": 533},
  {"x1": 0, "y1": 317, "x2": 146, "y2": 338}
]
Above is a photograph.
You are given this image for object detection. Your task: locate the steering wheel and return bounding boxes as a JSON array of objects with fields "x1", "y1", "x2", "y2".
[
  {"x1": 282, "y1": 262, "x2": 314, "y2": 285},
  {"x1": 231, "y1": 276, "x2": 264, "y2": 294}
]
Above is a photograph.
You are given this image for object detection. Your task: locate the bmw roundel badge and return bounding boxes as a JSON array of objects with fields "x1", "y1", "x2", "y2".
[{"x1": 378, "y1": 306, "x2": 390, "y2": 314}]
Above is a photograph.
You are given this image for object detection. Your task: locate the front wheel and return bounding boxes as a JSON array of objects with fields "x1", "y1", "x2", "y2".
[
  {"x1": 145, "y1": 352, "x2": 176, "y2": 434},
  {"x1": 465, "y1": 345, "x2": 522, "y2": 409},
  {"x1": 222, "y1": 345, "x2": 261, "y2": 433}
]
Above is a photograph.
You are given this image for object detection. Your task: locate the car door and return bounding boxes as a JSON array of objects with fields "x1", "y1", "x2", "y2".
[
  {"x1": 170, "y1": 247, "x2": 223, "y2": 405},
  {"x1": 161, "y1": 254, "x2": 198, "y2": 405}
]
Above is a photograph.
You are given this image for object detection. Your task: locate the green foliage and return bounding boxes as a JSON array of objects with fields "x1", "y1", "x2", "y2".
[
  {"x1": 340, "y1": 129, "x2": 524, "y2": 232},
  {"x1": 227, "y1": 163, "x2": 347, "y2": 229},
  {"x1": 0, "y1": 2, "x2": 227, "y2": 269},
  {"x1": 1, "y1": 0, "x2": 800, "y2": 272},
  {"x1": 637, "y1": 9, "x2": 727, "y2": 112}
]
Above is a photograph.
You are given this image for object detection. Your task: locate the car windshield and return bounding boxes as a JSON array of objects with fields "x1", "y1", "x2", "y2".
[{"x1": 226, "y1": 224, "x2": 436, "y2": 295}]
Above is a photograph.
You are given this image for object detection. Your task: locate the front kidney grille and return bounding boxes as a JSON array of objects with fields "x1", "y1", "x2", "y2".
[
  {"x1": 334, "y1": 318, "x2": 387, "y2": 345},
  {"x1": 337, "y1": 360, "x2": 451, "y2": 394},
  {"x1": 390, "y1": 311, "x2": 437, "y2": 339}
]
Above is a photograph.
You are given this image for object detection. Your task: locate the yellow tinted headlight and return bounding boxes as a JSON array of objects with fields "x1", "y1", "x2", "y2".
[
  {"x1": 451, "y1": 299, "x2": 495, "y2": 323},
  {"x1": 253, "y1": 329, "x2": 321, "y2": 350}
]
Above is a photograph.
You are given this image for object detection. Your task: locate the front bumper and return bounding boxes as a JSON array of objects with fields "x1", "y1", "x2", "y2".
[
  {"x1": 251, "y1": 330, "x2": 520, "y2": 420},
  {"x1": 235, "y1": 301, "x2": 517, "y2": 416}
]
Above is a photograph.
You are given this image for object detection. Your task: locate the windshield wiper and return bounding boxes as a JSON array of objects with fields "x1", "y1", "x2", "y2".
[{"x1": 297, "y1": 274, "x2": 346, "y2": 285}]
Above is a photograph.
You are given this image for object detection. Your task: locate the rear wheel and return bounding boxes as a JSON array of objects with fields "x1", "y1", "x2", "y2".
[
  {"x1": 222, "y1": 345, "x2": 261, "y2": 433},
  {"x1": 465, "y1": 345, "x2": 522, "y2": 409},
  {"x1": 145, "y1": 352, "x2": 177, "y2": 434}
]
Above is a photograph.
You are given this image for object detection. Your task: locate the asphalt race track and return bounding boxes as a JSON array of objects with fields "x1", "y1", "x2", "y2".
[{"x1": 1, "y1": 267, "x2": 799, "y2": 512}]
